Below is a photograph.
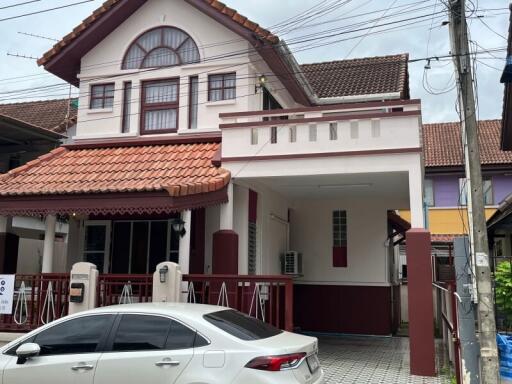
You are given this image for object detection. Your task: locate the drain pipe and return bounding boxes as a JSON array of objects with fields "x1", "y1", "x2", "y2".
[{"x1": 270, "y1": 213, "x2": 290, "y2": 251}]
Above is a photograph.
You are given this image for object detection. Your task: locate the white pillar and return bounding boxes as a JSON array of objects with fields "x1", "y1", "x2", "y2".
[
  {"x1": 42, "y1": 214, "x2": 57, "y2": 273},
  {"x1": 408, "y1": 166, "x2": 425, "y2": 228},
  {"x1": 220, "y1": 182, "x2": 234, "y2": 230},
  {"x1": 0, "y1": 216, "x2": 12, "y2": 233},
  {"x1": 178, "y1": 210, "x2": 192, "y2": 275}
]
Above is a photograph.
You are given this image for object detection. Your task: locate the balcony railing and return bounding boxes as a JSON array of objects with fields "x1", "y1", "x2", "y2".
[{"x1": 219, "y1": 99, "x2": 422, "y2": 162}]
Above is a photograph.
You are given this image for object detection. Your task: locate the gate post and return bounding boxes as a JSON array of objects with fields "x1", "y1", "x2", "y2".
[
  {"x1": 406, "y1": 228, "x2": 436, "y2": 376},
  {"x1": 152, "y1": 262, "x2": 182, "y2": 302},
  {"x1": 68, "y1": 262, "x2": 98, "y2": 315}
]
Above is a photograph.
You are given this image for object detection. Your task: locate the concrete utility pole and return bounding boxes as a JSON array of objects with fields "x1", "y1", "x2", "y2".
[{"x1": 447, "y1": 0, "x2": 500, "y2": 382}]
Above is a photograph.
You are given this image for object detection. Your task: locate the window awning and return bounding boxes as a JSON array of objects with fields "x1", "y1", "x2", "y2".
[{"x1": 0, "y1": 138, "x2": 229, "y2": 216}]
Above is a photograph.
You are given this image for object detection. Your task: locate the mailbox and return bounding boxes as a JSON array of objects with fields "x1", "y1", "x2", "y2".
[{"x1": 69, "y1": 283, "x2": 85, "y2": 303}]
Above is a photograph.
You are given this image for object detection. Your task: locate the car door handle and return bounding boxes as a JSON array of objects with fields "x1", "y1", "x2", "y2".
[
  {"x1": 155, "y1": 359, "x2": 180, "y2": 367},
  {"x1": 71, "y1": 363, "x2": 94, "y2": 371}
]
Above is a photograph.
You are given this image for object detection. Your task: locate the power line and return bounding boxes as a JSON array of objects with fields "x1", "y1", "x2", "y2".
[
  {"x1": 0, "y1": 0, "x2": 94, "y2": 22},
  {"x1": 0, "y1": 0, "x2": 41, "y2": 11}
]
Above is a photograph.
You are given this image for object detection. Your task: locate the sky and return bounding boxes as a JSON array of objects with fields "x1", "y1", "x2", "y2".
[{"x1": 0, "y1": 0, "x2": 509, "y2": 124}]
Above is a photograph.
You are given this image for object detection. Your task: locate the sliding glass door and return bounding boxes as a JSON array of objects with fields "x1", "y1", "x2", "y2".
[{"x1": 110, "y1": 220, "x2": 180, "y2": 274}]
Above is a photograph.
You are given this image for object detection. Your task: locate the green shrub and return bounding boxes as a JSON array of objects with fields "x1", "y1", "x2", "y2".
[{"x1": 495, "y1": 261, "x2": 512, "y2": 328}]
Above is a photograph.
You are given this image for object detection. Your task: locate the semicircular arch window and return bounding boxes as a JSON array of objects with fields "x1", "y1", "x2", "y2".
[{"x1": 122, "y1": 27, "x2": 200, "y2": 69}]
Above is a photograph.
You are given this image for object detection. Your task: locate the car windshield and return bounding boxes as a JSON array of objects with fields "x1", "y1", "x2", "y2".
[{"x1": 204, "y1": 310, "x2": 283, "y2": 341}]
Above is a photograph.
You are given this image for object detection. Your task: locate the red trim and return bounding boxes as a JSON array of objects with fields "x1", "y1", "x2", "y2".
[
  {"x1": 220, "y1": 110, "x2": 421, "y2": 129},
  {"x1": 0, "y1": 187, "x2": 228, "y2": 217},
  {"x1": 222, "y1": 147, "x2": 422, "y2": 162},
  {"x1": 66, "y1": 132, "x2": 221, "y2": 150},
  {"x1": 249, "y1": 190, "x2": 258, "y2": 223},
  {"x1": 219, "y1": 99, "x2": 421, "y2": 118},
  {"x1": 332, "y1": 246, "x2": 347, "y2": 268}
]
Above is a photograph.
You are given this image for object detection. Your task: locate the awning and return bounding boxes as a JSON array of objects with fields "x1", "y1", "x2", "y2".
[{"x1": 0, "y1": 138, "x2": 229, "y2": 216}]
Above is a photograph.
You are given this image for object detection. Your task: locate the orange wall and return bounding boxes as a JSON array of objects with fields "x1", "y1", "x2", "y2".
[{"x1": 399, "y1": 208, "x2": 497, "y2": 234}]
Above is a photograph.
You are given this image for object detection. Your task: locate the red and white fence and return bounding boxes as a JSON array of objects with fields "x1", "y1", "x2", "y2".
[{"x1": 0, "y1": 272, "x2": 294, "y2": 333}]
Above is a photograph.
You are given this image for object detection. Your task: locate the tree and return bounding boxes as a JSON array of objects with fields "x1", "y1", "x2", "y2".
[{"x1": 495, "y1": 261, "x2": 512, "y2": 330}]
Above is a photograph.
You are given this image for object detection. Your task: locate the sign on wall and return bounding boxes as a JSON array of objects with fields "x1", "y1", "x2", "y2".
[{"x1": 0, "y1": 275, "x2": 15, "y2": 315}]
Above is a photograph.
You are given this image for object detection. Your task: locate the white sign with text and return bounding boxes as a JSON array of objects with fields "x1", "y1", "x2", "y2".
[{"x1": 0, "y1": 275, "x2": 15, "y2": 314}]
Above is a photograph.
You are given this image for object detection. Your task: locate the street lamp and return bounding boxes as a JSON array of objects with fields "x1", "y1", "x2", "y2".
[{"x1": 171, "y1": 217, "x2": 187, "y2": 237}]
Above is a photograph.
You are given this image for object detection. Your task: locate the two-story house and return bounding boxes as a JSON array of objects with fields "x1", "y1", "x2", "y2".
[
  {"x1": 0, "y1": 1, "x2": 436, "y2": 373},
  {"x1": 401, "y1": 120, "x2": 512, "y2": 271}
]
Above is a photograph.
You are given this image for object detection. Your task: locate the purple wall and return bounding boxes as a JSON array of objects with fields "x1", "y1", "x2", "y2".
[
  {"x1": 432, "y1": 176, "x2": 460, "y2": 207},
  {"x1": 493, "y1": 175, "x2": 512, "y2": 204},
  {"x1": 429, "y1": 175, "x2": 512, "y2": 207}
]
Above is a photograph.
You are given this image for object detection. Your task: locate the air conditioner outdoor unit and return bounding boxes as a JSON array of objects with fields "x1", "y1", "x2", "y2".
[{"x1": 281, "y1": 251, "x2": 302, "y2": 276}]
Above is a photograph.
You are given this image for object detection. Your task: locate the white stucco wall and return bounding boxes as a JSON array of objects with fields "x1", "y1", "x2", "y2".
[
  {"x1": 222, "y1": 114, "x2": 422, "y2": 159},
  {"x1": 75, "y1": 0, "x2": 296, "y2": 140},
  {"x1": 289, "y1": 199, "x2": 390, "y2": 286}
]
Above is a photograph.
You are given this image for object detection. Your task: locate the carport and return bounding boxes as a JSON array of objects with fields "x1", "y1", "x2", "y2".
[{"x1": 317, "y1": 335, "x2": 449, "y2": 384}]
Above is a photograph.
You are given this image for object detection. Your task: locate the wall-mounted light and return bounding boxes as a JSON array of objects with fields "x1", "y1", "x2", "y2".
[
  {"x1": 171, "y1": 218, "x2": 187, "y2": 237},
  {"x1": 159, "y1": 265, "x2": 169, "y2": 283},
  {"x1": 255, "y1": 74, "x2": 267, "y2": 93}
]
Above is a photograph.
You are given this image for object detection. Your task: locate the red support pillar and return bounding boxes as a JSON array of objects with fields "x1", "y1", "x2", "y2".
[
  {"x1": 405, "y1": 228, "x2": 436, "y2": 377},
  {"x1": 212, "y1": 230, "x2": 238, "y2": 274}
]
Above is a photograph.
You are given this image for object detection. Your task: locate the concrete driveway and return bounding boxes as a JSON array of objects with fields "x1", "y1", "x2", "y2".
[{"x1": 317, "y1": 335, "x2": 450, "y2": 384}]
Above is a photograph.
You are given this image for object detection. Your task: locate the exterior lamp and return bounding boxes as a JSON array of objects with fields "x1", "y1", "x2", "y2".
[
  {"x1": 171, "y1": 218, "x2": 187, "y2": 237},
  {"x1": 159, "y1": 265, "x2": 169, "y2": 283},
  {"x1": 255, "y1": 74, "x2": 267, "y2": 93}
]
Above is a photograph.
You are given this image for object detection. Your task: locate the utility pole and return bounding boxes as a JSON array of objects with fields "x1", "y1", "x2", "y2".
[{"x1": 447, "y1": 0, "x2": 500, "y2": 382}]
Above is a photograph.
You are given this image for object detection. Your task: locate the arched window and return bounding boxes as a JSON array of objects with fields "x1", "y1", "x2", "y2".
[{"x1": 122, "y1": 27, "x2": 200, "y2": 69}]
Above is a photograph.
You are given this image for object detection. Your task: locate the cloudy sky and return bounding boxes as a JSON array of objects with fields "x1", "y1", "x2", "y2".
[{"x1": 0, "y1": 0, "x2": 508, "y2": 123}]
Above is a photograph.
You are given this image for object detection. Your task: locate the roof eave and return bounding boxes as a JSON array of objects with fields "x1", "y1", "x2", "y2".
[
  {"x1": 0, "y1": 114, "x2": 67, "y2": 141},
  {"x1": 40, "y1": 0, "x2": 147, "y2": 85}
]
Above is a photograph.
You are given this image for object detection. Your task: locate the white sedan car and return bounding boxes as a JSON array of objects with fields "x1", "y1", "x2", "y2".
[{"x1": 0, "y1": 303, "x2": 324, "y2": 384}]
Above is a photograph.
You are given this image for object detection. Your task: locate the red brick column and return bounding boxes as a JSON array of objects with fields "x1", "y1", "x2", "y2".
[{"x1": 405, "y1": 228, "x2": 436, "y2": 377}]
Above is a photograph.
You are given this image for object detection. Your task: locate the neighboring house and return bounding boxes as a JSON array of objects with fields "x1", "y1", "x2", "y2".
[
  {"x1": 0, "y1": 0, "x2": 431, "y2": 351},
  {"x1": 0, "y1": 99, "x2": 77, "y2": 273},
  {"x1": 400, "y1": 120, "x2": 512, "y2": 278},
  {"x1": 500, "y1": 4, "x2": 512, "y2": 150}
]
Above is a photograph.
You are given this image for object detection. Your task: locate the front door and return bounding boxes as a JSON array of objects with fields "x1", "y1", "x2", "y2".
[
  {"x1": 94, "y1": 314, "x2": 194, "y2": 384},
  {"x1": 83, "y1": 221, "x2": 111, "y2": 273}
]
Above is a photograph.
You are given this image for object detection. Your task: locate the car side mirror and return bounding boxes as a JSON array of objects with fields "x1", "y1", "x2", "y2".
[{"x1": 16, "y1": 343, "x2": 40, "y2": 365}]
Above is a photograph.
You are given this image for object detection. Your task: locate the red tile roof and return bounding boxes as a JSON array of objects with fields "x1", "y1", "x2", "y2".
[
  {"x1": 0, "y1": 142, "x2": 230, "y2": 197},
  {"x1": 38, "y1": 0, "x2": 278, "y2": 67},
  {"x1": 300, "y1": 54, "x2": 410, "y2": 99},
  {"x1": 423, "y1": 120, "x2": 512, "y2": 168},
  {"x1": 431, "y1": 234, "x2": 457, "y2": 243},
  {"x1": 0, "y1": 99, "x2": 77, "y2": 133}
]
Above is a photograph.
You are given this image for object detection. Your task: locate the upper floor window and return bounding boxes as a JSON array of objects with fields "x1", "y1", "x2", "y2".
[
  {"x1": 122, "y1": 27, "x2": 200, "y2": 70},
  {"x1": 208, "y1": 73, "x2": 236, "y2": 101},
  {"x1": 459, "y1": 177, "x2": 493, "y2": 206},
  {"x1": 141, "y1": 79, "x2": 179, "y2": 134},
  {"x1": 424, "y1": 178, "x2": 434, "y2": 207},
  {"x1": 90, "y1": 83, "x2": 114, "y2": 109}
]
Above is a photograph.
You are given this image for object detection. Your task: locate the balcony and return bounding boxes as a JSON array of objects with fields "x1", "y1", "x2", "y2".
[{"x1": 219, "y1": 99, "x2": 422, "y2": 162}]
